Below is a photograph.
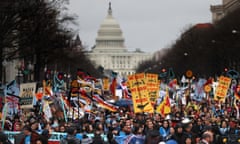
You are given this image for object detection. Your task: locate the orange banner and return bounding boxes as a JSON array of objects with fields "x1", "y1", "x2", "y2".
[
  {"x1": 103, "y1": 78, "x2": 109, "y2": 91},
  {"x1": 146, "y1": 73, "x2": 159, "y2": 104},
  {"x1": 128, "y1": 73, "x2": 154, "y2": 113},
  {"x1": 214, "y1": 76, "x2": 231, "y2": 101}
]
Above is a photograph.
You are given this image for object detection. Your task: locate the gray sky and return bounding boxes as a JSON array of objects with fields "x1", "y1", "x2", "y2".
[{"x1": 67, "y1": 0, "x2": 222, "y2": 53}]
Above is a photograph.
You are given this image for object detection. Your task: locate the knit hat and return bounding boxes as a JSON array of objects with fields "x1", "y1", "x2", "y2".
[{"x1": 81, "y1": 135, "x2": 93, "y2": 144}]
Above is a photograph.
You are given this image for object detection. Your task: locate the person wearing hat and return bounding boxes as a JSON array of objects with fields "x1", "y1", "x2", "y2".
[
  {"x1": 182, "y1": 118, "x2": 197, "y2": 144},
  {"x1": 81, "y1": 134, "x2": 93, "y2": 144}
]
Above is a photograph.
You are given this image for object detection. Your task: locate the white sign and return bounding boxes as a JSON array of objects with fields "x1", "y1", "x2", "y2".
[{"x1": 20, "y1": 82, "x2": 36, "y2": 109}]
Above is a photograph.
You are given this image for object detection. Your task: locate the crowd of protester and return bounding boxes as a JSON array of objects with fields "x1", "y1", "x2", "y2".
[{"x1": 0, "y1": 97, "x2": 240, "y2": 144}]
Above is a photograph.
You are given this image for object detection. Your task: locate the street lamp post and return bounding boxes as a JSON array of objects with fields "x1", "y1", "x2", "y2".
[
  {"x1": 16, "y1": 61, "x2": 23, "y2": 85},
  {"x1": 232, "y1": 29, "x2": 239, "y2": 34},
  {"x1": 16, "y1": 70, "x2": 23, "y2": 85},
  {"x1": 231, "y1": 29, "x2": 239, "y2": 71},
  {"x1": 27, "y1": 63, "x2": 34, "y2": 82}
]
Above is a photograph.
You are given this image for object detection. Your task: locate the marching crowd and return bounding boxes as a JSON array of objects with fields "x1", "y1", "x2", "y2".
[{"x1": 0, "y1": 97, "x2": 240, "y2": 144}]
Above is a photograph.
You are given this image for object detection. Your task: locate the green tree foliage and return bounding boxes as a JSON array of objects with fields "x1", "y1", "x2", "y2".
[
  {"x1": 0, "y1": 1, "x2": 21, "y2": 80},
  {"x1": 16, "y1": 0, "x2": 74, "y2": 81},
  {"x1": 137, "y1": 7, "x2": 240, "y2": 78},
  {"x1": 0, "y1": 0, "x2": 102, "y2": 82}
]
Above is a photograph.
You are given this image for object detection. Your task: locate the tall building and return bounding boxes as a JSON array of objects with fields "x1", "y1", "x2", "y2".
[
  {"x1": 211, "y1": 0, "x2": 240, "y2": 23},
  {"x1": 87, "y1": 3, "x2": 153, "y2": 77}
]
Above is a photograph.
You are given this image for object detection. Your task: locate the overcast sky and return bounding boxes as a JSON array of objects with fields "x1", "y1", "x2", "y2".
[{"x1": 67, "y1": 0, "x2": 222, "y2": 53}]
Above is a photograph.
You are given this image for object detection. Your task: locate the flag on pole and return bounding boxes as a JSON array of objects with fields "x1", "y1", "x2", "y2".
[
  {"x1": 93, "y1": 94, "x2": 118, "y2": 112},
  {"x1": 42, "y1": 101, "x2": 52, "y2": 122},
  {"x1": 60, "y1": 96, "x2": 68, "y2": 123},
  {"x1": 4, "y1": 80, "x2": 20, "y2": 97},
  {"x1": 110, "y1": 78, "x2": 117, "y2": 98},
  {"x1": 156, "y1": 88, "x2": 171, "y2": 116}
]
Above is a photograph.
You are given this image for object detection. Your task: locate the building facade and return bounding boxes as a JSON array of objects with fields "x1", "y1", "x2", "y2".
[
  {"x1": 211, "y1": 0, "x2": 240, "y2": 23},
  {"x1": 87, "y1": 3, "x2": 153, "y2": 77}
]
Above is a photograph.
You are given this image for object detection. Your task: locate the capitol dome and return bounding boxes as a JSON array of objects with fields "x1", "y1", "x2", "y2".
[
  {"x1": 87, "y1": 3, "x2": 153, "y2": 77},
  {"x1": 94, "y1": 3, "x2": 126, "y2": 52}
]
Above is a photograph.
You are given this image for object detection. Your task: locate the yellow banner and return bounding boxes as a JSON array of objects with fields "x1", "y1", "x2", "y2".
[
  {"x1": 146, "y1": 73, "x2": 158, "y2": 85},
  {"x1": 128, "y1": 73, "x2": 154, "y2": 113},
  {"x1": 214, "y1": 76, "x2": 231, "y2": 101},
  {"x1": 128, "y1": 73, "x2": 145, "y2": 89},
  {"x1": 103, "y1": 78, "x2": 109, "y2": 91},
  {"x1": 146, "y1": 73, "x2": 159, "y2": 104},
  {"x1": 147, "y1": 86, "x2": 159, "y2": 103}
]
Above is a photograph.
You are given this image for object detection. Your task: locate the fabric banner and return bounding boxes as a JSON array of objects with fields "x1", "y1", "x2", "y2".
[
  {"x1": 214, "y1": 76, "x2": 231, "y2": 102},
  {"x1": 42, "y1": 101, "x2": 52, "y2": 122},
  {"x1": 194, "y1": 78, "x2": 207, "y2": 101},
  {"x1": 48, "y1": 132, "x2": 67, "y2": 141},
  {"x1": 156, "y1": 88, "x2": 171, "y2": 116},
  {"x1": 93, "y1": 94, "x2": 118, "y2": 112},
  {"x1": 103, "y1": 78, "x2": 109, "y2": 91},
  {"x1": 19, "y1": 82, "x2": 36, "y2": 109},
  {"x1": 4, "y1": 131, "x2": 108, "y2": 143},
  {"x1": 5, "y1": 96, "x2": 19, "y2": 115},
  {"x1": 4, "y1": 80, "x2": 20, "y2": 114},
  {"x1": 128, "y1": 73, "x2": 154, "y2": 113},
  {"x1": 4, "y1": 131, "x2": 19, "y2": 143},
  {"x1": 146, "y1": 73, "x2": 159, "y2": 104},
  {"x1": 4, "y1": 80, "x2": 20, "y2": 97},
  {"x1": 110, "y1": 78, "x2": 117, "y2": 98}
]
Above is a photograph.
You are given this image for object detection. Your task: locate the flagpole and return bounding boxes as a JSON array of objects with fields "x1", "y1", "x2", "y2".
[
  {"x1": 72, "y1": 105, "x2": 74, "y2": 122},
  {"x1": 1, "y1": 103, "x2": 8, "y2": 130},
  {"x1": 60, "y1": 95, "x2": 68, "y2": 123},
  {"x1": 78, "y1": 83, "x2": 80, "y2": 122}
]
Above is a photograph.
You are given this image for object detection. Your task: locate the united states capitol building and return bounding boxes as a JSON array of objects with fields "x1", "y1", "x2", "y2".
[{"x1": 87, "y1": 3, "x2": 153, "y2": 77}]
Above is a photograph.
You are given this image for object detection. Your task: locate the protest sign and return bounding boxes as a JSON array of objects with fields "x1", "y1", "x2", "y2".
[
  {"x1": 20, "y1": 82, "x2": 36, "y2": 109},
  {"x1": 128, "y1": 73, "x2": 154, "y2": 113},
  {"x1": 146, "y1": 73, "x2": 159, "y2": 104},
  {"x1": 214, "y1": 76, "x2": 231, "y2": 102}
]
